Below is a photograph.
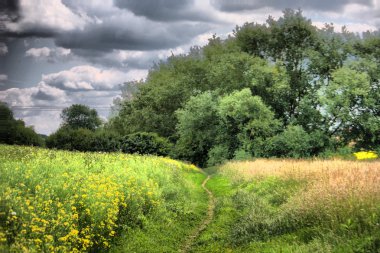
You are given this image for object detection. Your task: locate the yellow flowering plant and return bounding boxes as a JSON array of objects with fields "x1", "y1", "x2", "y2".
[{"x1": 0, "y1": 145, "x2": 200, "y2": 252}]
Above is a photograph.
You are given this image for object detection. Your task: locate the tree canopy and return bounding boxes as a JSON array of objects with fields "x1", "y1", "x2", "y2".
[
  {"x1": 40, "y1": 9, "x2": 380, "y2": 166},
  {"x1": 0, "y1": 102, "x2": 43, "y2": 146},
  {"x1": 61, "y1": 104, "x2": 102, "y2": 131},
  {"x1": 106, "y1": 9, "x2": 380, "y2": 166}
]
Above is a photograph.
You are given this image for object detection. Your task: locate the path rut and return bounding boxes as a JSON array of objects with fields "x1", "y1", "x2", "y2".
[{"x1": 180, "y1": 175, "x2": 215, "y2": 253}]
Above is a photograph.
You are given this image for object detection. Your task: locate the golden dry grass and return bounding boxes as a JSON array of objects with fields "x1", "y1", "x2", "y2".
[{"x1": 220, "y1": 159, "x2": 380, "y2": 219}]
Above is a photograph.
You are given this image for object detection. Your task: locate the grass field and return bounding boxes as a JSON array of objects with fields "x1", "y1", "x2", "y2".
[
  {"x1": 0, "y1": 145, "x2": 207, "y2": 252},
  {"x1": 193, "y1": 159, "x2": 380, "y2": 252},
  {"x1": 1, "y1": 145, "x2": 379, "y2": 252}
]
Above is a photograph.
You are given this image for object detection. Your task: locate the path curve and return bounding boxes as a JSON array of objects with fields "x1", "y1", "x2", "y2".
[{"x1": 180, "y1": 175, "x2": 215, "y2": 253}]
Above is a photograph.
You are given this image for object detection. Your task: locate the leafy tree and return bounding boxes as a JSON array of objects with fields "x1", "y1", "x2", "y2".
[
  {"x1": 175, "y1": 91, "x2": 220, "y2": 166},
  {"x1": 46, "y1": 127, "x2": 121, "y2": 152},
  {"x1": 217, "y1": 88, "x2": 280, "y2": 157},
  {"x1": 206, "y1": 52, "x2": 256, "y2": 93},
  {"x1": 108, "y1": 9, "x2": 380, "y2": 162},
  {"x1": 244, "y1": 58, "x2": 291, "y2": 120},
  {"x1": 120, "y1": 132, "x2": 172, "y2": 156},
  {"x1": 175, "y1": 89, "x2": 280, "y2": 166},
  {"x1": 61, "y1": 104, "x2": 102, "y2": 131},
  {"x1": 263, "y1": 125, "x2": 312, "y2": 158},
  {"x1": 320, "y1": 66, "x2": 371, "y2": 143},
  {"x1": 233, "y1": 22, "x2": 270, "y2": 58},
  {"x1": 112, "y1": 54, "x2": 210, "y2": 138},
  {"x1": 0, "y1": 102, "x2": 43, "y2": 146}
]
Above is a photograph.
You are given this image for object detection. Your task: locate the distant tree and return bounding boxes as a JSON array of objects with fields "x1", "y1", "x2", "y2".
[
  {"x1": 175, "y1": 91, "x2": 220, "y2": 166},
  {"x1": 61, "y1": 104, "x2": 102, "y2": 131},
  {"x1": 263, "y1": 125, "x2": 312, "y2": 158},
  {"x1": 217, "y1": 88, "x2": 280, "y2": 157},
  {"x1": 46, "y1": 127, "x2": 121, "y2": 152},
  {"x1": 0, "y1": 102, "x2": 43, "y2": 146},
  {"x1": 175, "y1": 89, "x2": 280, "y2": 166},
  {"x1": 120, "y1": 132, "x2": 172, "y2": 156},
  {"x1": 108, "y1": 9, "x2": 380, "y2": 162}
]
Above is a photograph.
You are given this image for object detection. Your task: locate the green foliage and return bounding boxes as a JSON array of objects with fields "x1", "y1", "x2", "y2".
[
  {"x1": 175, "y1": 89, "x2": 280, "y2": 166},
  {"x1": 0, "y1": 145, "x2": 205, "y2": 252},
  {"x1": 120, "y1": 132, "x2": 172, "y2": 156},
  {"x1": 46, "y1": 127, "x2": 121, "y2": 152},
  {"x1": 61, "y1": 104, "x2": 102, "y2": 131},
  {"x1": 112, "y1": 54, "x2": 210, "y2": 138},
  {"x1": 175, "y1": 91, "x2": 220, "y2": 166},
  {"x1": 206, "y1": 52, "x2": 254, "y2": 93},
  {"x1": 263, "y1": 125, "x2": 312, "y2": 158},
  {"x1": 194, "y1": 162, "x2": 380, "y2": 252},
  {"x1": 218, "y1": 88, "x2": 279, "y2": 140},
  {"x1": 108, "y1": 9, "x2": 380, "y2": 162},
  {"x1": 207, "y1": 145, "x2": 229, "y2": 167},
  {"x1": 244, "y1": 58, "x2": 292, "y2": 120},
  {"x1": 0, "y1": 102, "x2": 43, "y2": 146},
  {"x1": 233, "y1": 149, "x2": 253, "y2": 161}
]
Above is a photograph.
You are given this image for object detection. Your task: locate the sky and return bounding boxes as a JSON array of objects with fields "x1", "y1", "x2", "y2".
[{"x1": 0, "y1": 0, "x2": 379, "y2": 135}]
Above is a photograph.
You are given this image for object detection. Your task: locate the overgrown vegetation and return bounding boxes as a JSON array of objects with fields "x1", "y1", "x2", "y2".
[
  {"x1": 0, "y1": 102, "x2": 43, "y2": 147},
  {"x1": 2, "y1": 10, "x2": 379, "y2": 165},
  {"x1": 0, "y1": 145, "x2": 207, "y2": 252},
  {"x1": 107, "y1": 9, "x2": 380, "y2": 166},
  {"x1": 192, "y1": 160, "x2": 380, "y2": 252}
]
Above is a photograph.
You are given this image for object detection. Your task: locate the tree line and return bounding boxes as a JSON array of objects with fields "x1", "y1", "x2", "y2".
[{"x1": 1, "y1": 10, "x2": 379, "y2": 167}]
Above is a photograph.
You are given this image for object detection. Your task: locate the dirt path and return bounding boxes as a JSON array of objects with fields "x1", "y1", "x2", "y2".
[{"x1": 180, "y1": 175, "x2": 215, "y2": 253}]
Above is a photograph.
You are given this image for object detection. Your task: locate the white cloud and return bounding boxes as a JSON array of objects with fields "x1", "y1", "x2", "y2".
[
  {"x1": 5, "y1": 0, "x2": 88, "y2": 35},
  {"x1": 0, "y1": 82, "x2": 67, "y2": 107},
  {"x1": 19, "y1": 111, "x2": 62, "y2": 135},
  {"x1": 0, "y1": 74, "x2": 8, "y2": 82},
  {"x1": 0, "y1": 43, "x2": 8, "y2": 55},
  {"x1": 42, "y1": 65, "x2": 144, "y2": 91},
  {"x1": 25, "y1": 47, "x2": 72, "y2": 62},
  {"x1": 25, "y1": 47, "x2": 51, "y2": 58}
]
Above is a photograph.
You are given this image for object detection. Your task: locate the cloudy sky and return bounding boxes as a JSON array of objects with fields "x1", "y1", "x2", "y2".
[{"x1": 0, "y1": 0, "x2": 379, "y2": 134}]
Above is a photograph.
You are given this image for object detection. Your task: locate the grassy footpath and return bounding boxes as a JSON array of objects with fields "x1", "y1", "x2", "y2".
[
  {"x1": 110, "y1": 172, "x2": 208, "y2": 253},
  {"x1": 0, "y1": 145, "x2": 208, "y2": 252},
  {"x1": 192, "y1": 160, "x2": 380, "y2": 253}
]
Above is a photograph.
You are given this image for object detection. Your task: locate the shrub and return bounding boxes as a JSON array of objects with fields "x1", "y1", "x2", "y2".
[
  {"x1": 233, "y1": 149, "x2": 252, "y2": 161},
  {"x1": 264, "y1": 125, "x2": 311, "y2": 158},
  {"x1": 120, "y1": 132, "x2": 172, "y2": 156},
  {"x1": 46, "y1": 128, "x2": 121, "y2": 152},
  {"x1": 207, "y1": 145, "x2": 230, "y2": 166},
  {"x1": 0, "y1": 103, "x2": 43, "y2": 146},
  {"x1": 0, "y1": 145, "x2": 201, "y2": 252}
]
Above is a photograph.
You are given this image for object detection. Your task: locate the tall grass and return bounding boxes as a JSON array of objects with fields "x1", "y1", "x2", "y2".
[
  {"x1": 0, "y1": 145, "x2": 202, "y2": 252},
  {"x1": 219, "y1": 159, "x2": 380, "y2": 251}
]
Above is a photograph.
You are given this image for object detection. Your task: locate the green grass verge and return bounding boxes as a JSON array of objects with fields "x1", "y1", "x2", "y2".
[
  {"x1": 110, "y1": 172, "x2": 208, "y2": 253},
  {"x1": 192, "y1": 166, "x2": 380, "y2": 253},
  {"x1": 0, "y1": 145, "x2": 208, "y2": 252}
]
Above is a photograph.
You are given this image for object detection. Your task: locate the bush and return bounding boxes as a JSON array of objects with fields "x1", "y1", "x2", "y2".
[
  {"x1": 46, "y1": 128, "x2": 121, "y2": 152},
  {"x1": 233, "y1": 149, "x2": 253, "y2": 161},
  {"x1": 207, "y1": 145, "x2": 230, "y2": 166},
  {"x1": 120, "y1": 132, "x2": 172, "y2": 156},
  {"x1": 0, "y1": 103, "x2": 43, "y2": 146},
  {"x1": 264, "y1": 125, "x2": 311, "y2": 158}
]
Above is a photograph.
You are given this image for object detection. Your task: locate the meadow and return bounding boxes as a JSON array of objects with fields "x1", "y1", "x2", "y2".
[
  {"x1": 0, "y1": 145, "x2": 207, "y2": 252},
  {"x1": 193, "y1": 159, "x2": 380, "y2": 252},
  {"x1": 1, "y1": 144, "x2": 379, "y2": 252}
]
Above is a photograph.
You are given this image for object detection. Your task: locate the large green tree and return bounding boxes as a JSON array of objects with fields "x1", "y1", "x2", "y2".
[
  {"x1": 175, "y1": 89, "x2": 280, "y2": 166},
  {"x1": 0, "y1": 102, "x2": 43, "y2": 146},
  {"x1": 61, "y1": 104, "x2": 102, "y2": 131},
  {"x1": 108, "y1": 9, "x2": 380, "y2": 162}
]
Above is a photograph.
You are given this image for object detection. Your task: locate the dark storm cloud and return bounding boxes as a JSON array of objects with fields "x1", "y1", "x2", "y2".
[
  {"x1": 0, "y1": 0, "x2": 20, "y2": 23},
  {"x1": 56, "y1": 19, "x2": 211, "y2": 51},
  {"x1": 70, "y1": 49, "x2": 154, "y2": 69},
  {"x1": 211, "y1": 0, "x2": 373, "y2": 12},
  {"x1": 114, "y1": 0, "x2": 214, "y2": 22}
]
